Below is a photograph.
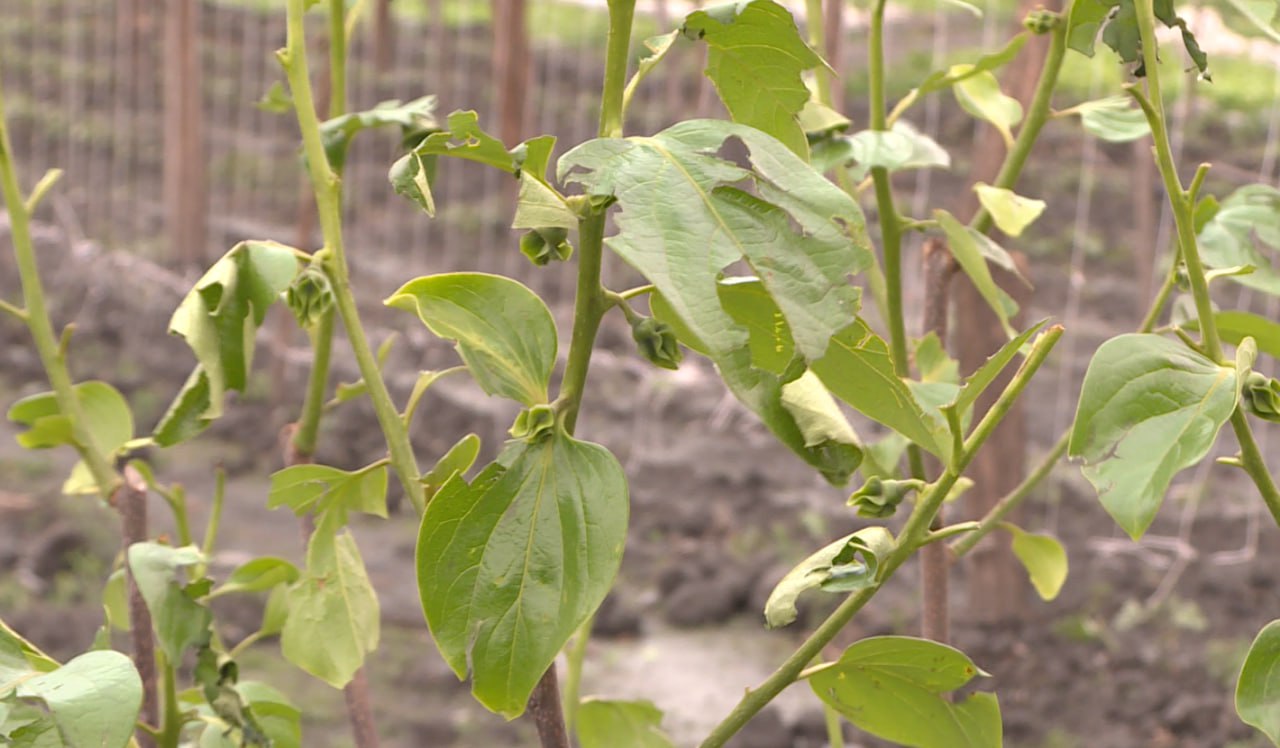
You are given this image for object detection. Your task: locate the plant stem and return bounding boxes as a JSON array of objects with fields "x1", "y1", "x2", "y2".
[
  {"x1": 529, "y1": 5, "x2": 636, "y2": 743},
  {"x1": 0, "y1": 76, "x2": 119, "y2": 498},
  {"x1": 805, "y1": 0, "x2": 833, "y2": 107},
  {"x1": 920, "y1": 240, "x2": 954, "y2": 644},
  {"x1": 158, "y1": 651, "x2": 182, "y2": 748},
  {"x1": 282, "y1": 0, "x2": 424, "y2": 513},
  {"x1": 200, "y1": 467, "x2": 226, "y2": 563},
  {"x1": 327, "y1": 0, "x2": 346, "y2": 119},
  {"x1": 950, "y1": 431, "x2": 1069, "y2": 557},
  {"x1": 1230, "y1": 410, "x2": 1280, "y2": 526},
  {"x1": 561, "y1": 615, "x2": 594, "y2": 733},
  {"x1": 1129, "y1": 0, "x2": 1220, "y2": 361},
  {"x1": 293, "y1": 310, "x2": 335, "y2": 456},
  {"x1": 951, "y1": 248, "x2": 1181, "y2": 558},
  {"x1": 599, "y1": 0, "x2": 636, "y2": 140},
  {"x1": 969, "y1": 19, "x2": 1067, "y2": 234},
  {"x1": 867, "y1": 0, "x2": 926, "y2": 482},
  {"x1": 700, "y1": 327, "x2": 1063, "y2": 747}
]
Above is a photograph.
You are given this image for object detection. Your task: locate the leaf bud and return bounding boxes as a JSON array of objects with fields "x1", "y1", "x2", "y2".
[
  {"x1": 630, "y1": 317, "x2": 683, "y2": 370},
  {"x1": 509, "y1": 403, "x2": 557, "y2": 441},
  {"x1": 1242, "y1": 371, "x2": 1280, "y2": 422},
  {"x1": 1022, "y1": 8, "x2": 1061, "y2": 34},
  {"x1": 848, "y1": 477, "x2": 925, "y2": 518},
  {"x1": 519, "y1": 227, "x2": 574, "y2": 266},
  {"x1": 286, "y1": 263, "x2": 335, "y2": 328}
]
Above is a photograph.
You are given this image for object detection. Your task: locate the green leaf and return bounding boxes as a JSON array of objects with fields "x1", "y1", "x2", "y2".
[
  {"x1": 951, "y1": 66, "x2": 1022, "y2": 146},
  {"x1": 812, "y1": 319, "x2": 947, "y2": 458},
  {"x1": 260, "y1": 585, "x2": 289, "y2": 637},
  {"x1": 764, "y1": 527, "x2": 893, "y2": 628},
  {"x1": 949, "y1": 320, "x2": 1049, "y2": 419},
  {"x1": 1065, "y1": 96, "x2": 1151, "y2": 142},
  {"x1": 916, "y1": 333, "x2": 960, "y2": 384},
  {"x1": 386, "y1": 273, "x2": 557, "y2": 406},
  {"x1": 821, "y1": 122, "x2": 951, "y2": 180},
  {"x1": 281, "y1": 530, "x2": 379, "y2": 688},
  {"x1": 103, "y1": 568, "x2": 129, "y2": 632},
  {"x1": 1069, "y1": 334, "x2": 1238, "y2": 539},
  {"x1": 1237, "y1": 620, "x2": 1280, "y2": 745},
  {"x1": 808, "y1": 636, "x2": 1001, "y2": 748},
  {"x1": 1199, "y1": 184, "x2": 1280, "y2": 296},
  {"x1": 683, "y1": 0, "x2": 823, "y2": 157},
  {"x1": 417, "y1": 431, "x2": 628, "y2": 718},
  {"x1": 127, "y1": 543, "x2": 213, "y2": 661},
  {"x1": 212, "y1": 557, "x2": 301, "y2": 598},
  {"x1": 651, "y1": 277, "x2": 796, "y2": 375},
  {"x1": 1210, "y1": 310, "x2": 1280, "y2": 360},
  {"x1": 622, "y1": 31, "x2": 682, "y2": 116},
  {"x1": 421, "y1": 433, "x2": 482, "y2": 503},
  {"x1": 236, "y1": 682, "x2": 302, "y2": 748},
  {"x1": 1002, "y1": 523, "x2": 1068, "y2": 600},
  {"x1": 1222, "y1": 0, "x2": 1280, "y2": 43},
  {"x1": 576, "y1": 698, "x2": 675, "y2": 748},
  {"x1": 13, "y1": 651, "x2": 142, "y2": 748},
  {"x1": 155, "y1": 241, "x2": 301, "y2": 446},
  {"x1": 8, "y1": 381, "x2": 133, "y2": 457},
  {"x1": 388, "y1": 151, "x2": 436, "y2": 216},
  {"x1": 388, "y1": 110, "x2": 556, "y2": 217},
  {"x1": 916, "y1": 34, "x2": 1028, "y2": 96},
  {"x1": 935, "y1": 210, "x2": 1018, "y2": 337},
  {"x1": 562, "y1": 122, "x2": 870, "y2": 483},
  {"x1": 512, "y1": 174, "x2": 576, "y2": 231},
  {"x1": 267, "y1": 463, "x2": 389, "y2": 530},
  {"x1": 973, "y1": 183, "x2": 1045, "y2": 238},
  {"x1": 1066, "y1": 0, "x2": 1112, "y2": 56},
  {"x1": 319, "y1": 96, "x2": 437, "y2": 172}
]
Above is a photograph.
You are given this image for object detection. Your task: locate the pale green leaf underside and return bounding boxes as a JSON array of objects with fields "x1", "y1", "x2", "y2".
[
  {"x1": 809, "y1": 636, "x2": 1001, "y2": 748},
  {"x1": 155, "y1": 241, "x2": 300, "y2": 446},
  {"x1": 935, "y1": 210, "x2": 1018, "y2": 337},
  {"x1": 576, "y1": 698, "x2": 675, "y2": 748},
  {"x1": 1069, "y1": 334, "x2": 1237, "y2": 539},
  {"x1": 13, "y1": 650, "x2": 142, "y2": 748},
  {"x1": 764, "y1": 527, "x2": 892, "y2": 628},
  {"x1": 386, "y1": 272, "x2": 557, "y2": 406},
  {"x1": 1199, "y1": 184, "x2": 1280, "y2": 297},
  {"x1": 1237, "y1": 619, "x2": 1280, "y2": 745},
  {"x1": 684, "y1": 0, "x2": 823, "y2": 157},
  {"x1": 127, "y1": 543, "x2": 211, "y2": 662},
  {"x1": 1003, "y1": 524, "x2": 1068, "y2": 601},
  {"x1": 417, "y1": 433, "x2": 628, "y2": 718},
  {"x1": 563, "y1": 121, "x2": 870, "y2": 484},
  {"x1": 281, "y1": 530, "x2": 380, "y2": 688},
  {"x1": 973, "y1": 183, "x2": 1045, "y2": 238}
]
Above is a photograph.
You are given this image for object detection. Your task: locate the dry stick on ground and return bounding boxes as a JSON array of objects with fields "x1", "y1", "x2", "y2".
[
  {"x1": 920, "y1": 239, "x2": 956, "y2": 644},
  {"x1": 116, "y1": 465, "x2": 158, "y2": 748}
]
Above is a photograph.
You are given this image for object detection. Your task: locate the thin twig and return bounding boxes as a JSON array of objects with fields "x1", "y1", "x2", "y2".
[{"x1": 118, "y1": 466, "x2": 157, "y2": 748}]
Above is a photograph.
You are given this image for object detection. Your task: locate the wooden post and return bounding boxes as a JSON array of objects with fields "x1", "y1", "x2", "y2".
[
  {"x1": 491, "y1": 0, "x2": 529, "y2": 146},
  {"x1": 162, "y1": 0, "x2": 207, "y2": 267},
  {"x1": 373, "y1": 0, "x2": 394, "y2": 72},
  {"x1": 948, "y1": 0, "x2": 1054, "y2": 623}
]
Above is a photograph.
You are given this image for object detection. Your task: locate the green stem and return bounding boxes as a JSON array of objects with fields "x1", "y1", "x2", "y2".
[
  {"x1": 282, "y1": 0, "x2": 423, "y2": 513},
  {"x1": 1230, "y1": 410, "x2": 1280, "y2": 527},
  {"x1": 867, "y1": 0, "x2": 924, "y2": 481},
  {"x1": 293, "y1": 310, "x2": 335, "y2": 456},
  {"x1": 969, "y1": 20, "x2": 1068, "y2": 234},
  {"x1": 805, "y1": 0, "x2": 833, "y2": 107},
  {"x1": 700, "y1": 327, "x2": 1063, "y2": 747},
  {"x1": 158, "y1": 652, "x2": 182, "y2": 748},
  {"x1": 1139, "y1": 252, "x2": 1179, "y2": 333},
  {"x1": 0, "y1": 77, "x2": 120, "y2": 499},
  {"x1": 328, "y1": 0, "x2": 346, "y2": 119},
  {"x1": 823, "y1": 703, "x2": 845, "y2": 748},
  {"x1": 598, "y1": 0, "x2": 636, "y2": 139},
  {"x1": 561, "y1": 615, "x2": 594, "y2": 733},
  {"x1": 164, "y1": 485, "x2": 195, "y2": 549},
  {"x1": 949, "y1": 431, "x2": 1068, "y2": 557},
  {"x1": 199, "y1": 468, "x2": 226, "y2": 570},
  {"x1": 0, "y1": 297, "x2": 27, "y2": 322},
  {"x1": 1129, "y1": 0, "x2": 1220, "y2": 360},
  {"x1": 558, "y1": 214, "x2": 608, "y2": 434}
]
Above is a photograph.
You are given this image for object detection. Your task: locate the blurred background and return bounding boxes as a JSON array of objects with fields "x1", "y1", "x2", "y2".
[{"x1": 3, "y1": 0, "x2": 1280, "y2": 746}]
